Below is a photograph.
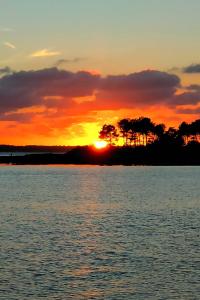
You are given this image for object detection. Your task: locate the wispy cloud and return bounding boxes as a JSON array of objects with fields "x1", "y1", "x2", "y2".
[
  {"x1": 31, "y1": 49, "x2": 61, "y2": 58},
  {"x1": 55, "y1": 57, "x2": 86, "y2": 67},
  {"x1": 3, "y1": 41, "x2": 16, "y2": 49},
  {"x1": 0, "y1": 28, "x2": 14, "y2": 32},
  {"x1": 0, "y1": 66, "x2": 12, "y2": 75}
]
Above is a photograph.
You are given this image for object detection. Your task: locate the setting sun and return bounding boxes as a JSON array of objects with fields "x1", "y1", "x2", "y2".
[{"x1": 93, "y1": 140, "x2": 108, "y2": 149}]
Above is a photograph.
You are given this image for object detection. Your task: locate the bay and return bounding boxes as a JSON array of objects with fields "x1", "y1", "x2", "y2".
[{"x1": 0, "y1": 166, "x2": 199, "y2": 300}]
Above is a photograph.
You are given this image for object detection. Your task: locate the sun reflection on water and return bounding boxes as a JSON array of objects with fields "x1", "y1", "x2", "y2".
[{"x1": 1, "y1": 166, "x2": 200, "y2": 299}]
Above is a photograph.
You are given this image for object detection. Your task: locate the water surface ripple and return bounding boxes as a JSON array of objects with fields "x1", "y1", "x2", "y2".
[{"x1": 0, "y1": 166, "x2": 199, "y2": 299}]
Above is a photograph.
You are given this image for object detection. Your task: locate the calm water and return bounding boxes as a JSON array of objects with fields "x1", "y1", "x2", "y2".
[{"x1": 0, "y1": 166, "x2": 199, "y2": 300}]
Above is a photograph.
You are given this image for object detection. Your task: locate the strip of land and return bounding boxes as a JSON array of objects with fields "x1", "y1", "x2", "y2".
[{"x1": 0, "y1": 144, "x2": 200, "y2": 165}]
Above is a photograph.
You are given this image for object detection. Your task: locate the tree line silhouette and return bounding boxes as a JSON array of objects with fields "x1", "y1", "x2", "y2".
[
  {"x1": 1, "y1": 117, "x2": 200, "y2": 165},
  {"x1": 99, "y1": 117, "x2": 200, "y2": 147}
]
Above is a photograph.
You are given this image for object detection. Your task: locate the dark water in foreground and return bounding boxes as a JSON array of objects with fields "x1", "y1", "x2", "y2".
[{"x1": 0, "y1": 166, "x2": 199, "y2": 300}]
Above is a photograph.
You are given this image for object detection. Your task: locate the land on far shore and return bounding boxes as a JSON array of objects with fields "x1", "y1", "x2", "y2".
[
  {"x1": 0, "y1": 145, "x2": 74, "y2": 154},
  {"x1": 0, "y1": 143, "x2": 200, "y2": 166}
]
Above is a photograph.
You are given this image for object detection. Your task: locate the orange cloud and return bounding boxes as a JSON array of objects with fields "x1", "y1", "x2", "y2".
[{"x1": 0, "y1": 67, "x2": 200, "y2": 145}]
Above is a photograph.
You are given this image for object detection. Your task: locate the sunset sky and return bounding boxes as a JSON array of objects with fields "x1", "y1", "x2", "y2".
[{"x1": 1, "y1": 0, "x2": 200, "y2": 145}]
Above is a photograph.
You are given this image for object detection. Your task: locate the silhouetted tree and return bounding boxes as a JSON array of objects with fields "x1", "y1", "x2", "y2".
[
  {"x1": 129, "y1": 119, "x2": 139, "y2": 146},
  {"x1": 136, "y1": 117, "x2": 155, "y2": 145},
  {"x1": 99, "y1": 117, "x2": 200, "y2": 148},
  {"x1": 179, "y1": 122, "x2": 191, "y2": 144},
  {"x1": 191, "y1": 119, "x2": 200, "y2": 142},
  {"x1": 166, "y1": 127, "x2": 178, "y2": 137},
  {"x1": 99, "y1": 124, "x2": 118, "y2": 145},
  {"x1": 179, "y1": 119, "x2": 200, "y2": 144},
  {"x1": 118, "y1": 118, "x2": 131, "y2": 146},
  {"x1": 152, "y1": 123, "x2": 165, "y2": 141},
  {"x1": 158, "y1": 127, "x2": 184, "y2": 147}
]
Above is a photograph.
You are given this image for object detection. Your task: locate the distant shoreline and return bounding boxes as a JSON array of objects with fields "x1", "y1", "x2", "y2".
[
  {"x1": 0, "y1": 145, "x2": 74, "y2": 153},
  {"x1": 0, "y1": 145, "x2": 200, "y2": 166}
]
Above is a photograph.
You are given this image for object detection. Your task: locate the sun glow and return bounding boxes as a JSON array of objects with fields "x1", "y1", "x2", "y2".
[{"x1": 93, "y1": 140, "x2": 108, "y2": 149}]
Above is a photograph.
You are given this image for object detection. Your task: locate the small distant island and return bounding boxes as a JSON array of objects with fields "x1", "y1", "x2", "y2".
[{"x1": 1, "y1": 117, "x2": 200, "y2": 165}]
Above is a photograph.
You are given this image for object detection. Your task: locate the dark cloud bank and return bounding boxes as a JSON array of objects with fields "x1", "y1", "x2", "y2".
[
  {"x1": 0, "y1": 67, "x2": 200, "y2": 121},
  {"x1": 183, "y1": 64, "x2": 200, "y2": 73}
]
